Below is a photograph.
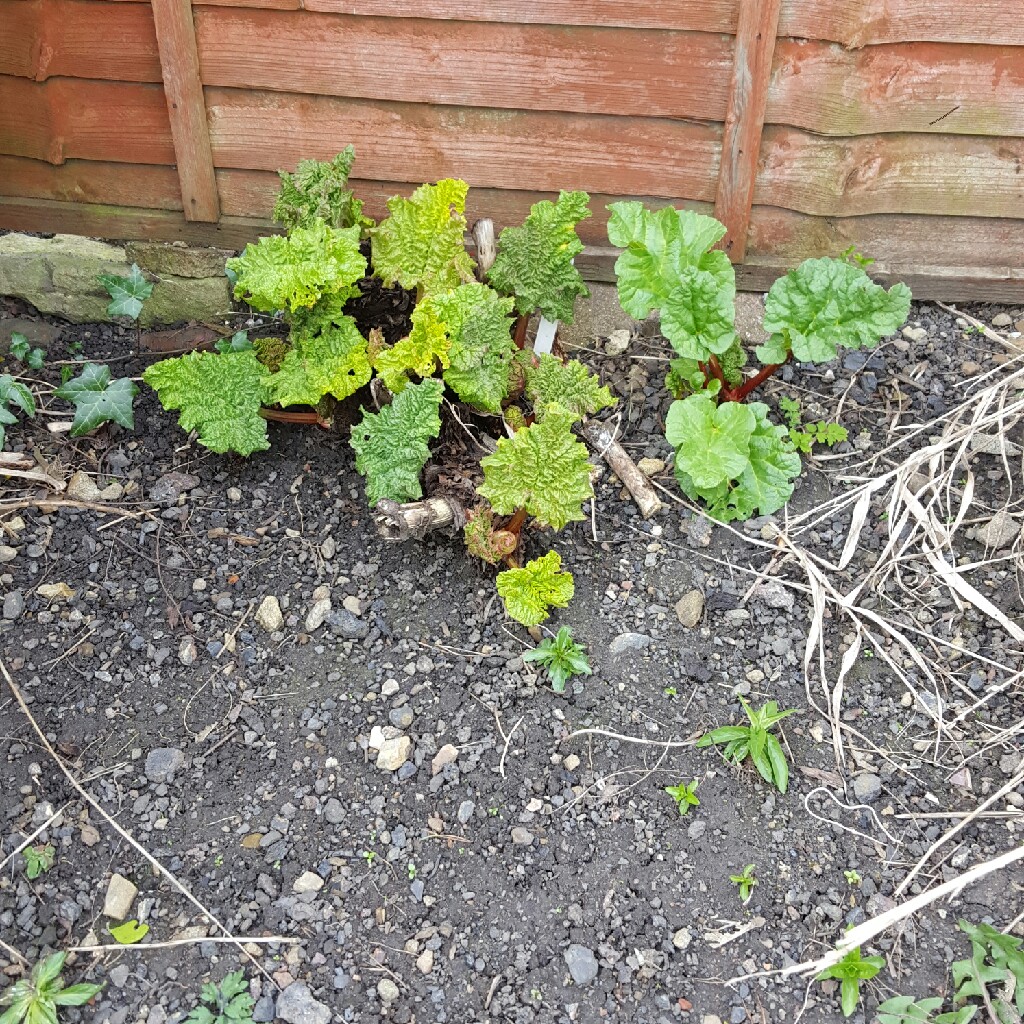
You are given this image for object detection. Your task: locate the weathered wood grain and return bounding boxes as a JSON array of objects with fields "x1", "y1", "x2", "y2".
[
  {"x1": 151, "y1": 0, "x2": 220, "y2": 220},
  {"x1": 756, "y1": 127, "x2": 1024, "y2": 219},
  {"x1": 779, "y1": 0, "x2": 1024, "y2": 47},
  {"x1": 194, "y1": 9, "x2": 733, "y2": 120},
  {"x1": 206, "y1": 90, "x2": 722, "y2": 200},
  {"x1": 0, "y1": 0, "x2": 160, "y2": 82},
  {"x1": 714, "y1": 0, "x2": 782, "y2": 261},
  {"x1": 0, "y1": 76, "x2": 174, "y2": 165},
  {"x1": 0, "y1": 155, "x2": 183, "y2": 209},
  {"x1": 768, "y1": 40, "x2": 1024, "y2": 137}
]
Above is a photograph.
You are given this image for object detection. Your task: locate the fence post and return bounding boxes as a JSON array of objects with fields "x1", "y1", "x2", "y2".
[
  {"x1": 151, "y1": 0, "x2": 220, "y2": 222},
  {"x1": 713, "y1": 0, "x2": 782, "y2": 262}
]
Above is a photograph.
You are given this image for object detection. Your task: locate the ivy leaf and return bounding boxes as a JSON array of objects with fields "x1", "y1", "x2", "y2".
[
  {"x1": 433, "y1": 283, "x2": 517, "y2": 414},
  {"x1": 665, "y1": 395, "x2": 754, "y2": 489},
  {"x1": 227, "y1": 221, "x2": 366, "y2": 313},
  {"x1": 98, "y1": 263, "x2": 153, "y2": 320},
  {"x1": 266, "y1": 316, "x2": 370, "y2": 407},
  {"x1": 372, "y1": 302, "x2": 451, "y2": 395},
  {"x1": 760, "y1": 257, "x2": 912, "y2": 364},
  {"x1": 109, "y1": 919, "x2": 149, "y2": 944},
  {"x1": 370, "y1": 179, "x2": 476, "y2": 296},
  {"x1": 10, "y1": 333, "x2": 45, "y2": 369},
  {"x1": 496, "y1": 550, "x2": 574, "y2": 627},
  {"x1": 143, "y1": 351, "x2": 271, "y2": 456},
  {"x1": 524, "y1": 354, "x2": 615, "y2": 422},
  {"x1": 487, "y1": 191, "x2": 591, "y2": 322},
  {"x1": 350, "y1": 378, "x2": 444, "y2": 506},
  {"x1": 54, "y1": 362, "x2": 138, "y2": 436},
  {"x1": 478, "y1": 406, "x2": 594, "y2": 530},
  {"x1": 0, "y1": 374, "x2": 35, "y2": 448},
  {"x1": 273, "y1": 146, "x2": 372, "y2": 232},
  {"x1": 214, "y1": 331, "x2": 253, "y2": 354}
]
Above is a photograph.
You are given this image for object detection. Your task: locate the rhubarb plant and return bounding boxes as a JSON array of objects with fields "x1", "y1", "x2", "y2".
[{"x1": 608, "y1": 204, "x2": 911, "y2": 522}]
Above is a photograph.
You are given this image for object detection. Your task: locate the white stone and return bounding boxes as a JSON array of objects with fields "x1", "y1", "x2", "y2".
[
  {"x1": 255, "y1": 595, "x2": 284, "y2": 632},
  {"x1": 304, "y1": 598, "x2": 331, "y2": 632},
  {"x1": 376, "y1": 736, "x2": 412, "y2": 772},
  {"x1": 292, "y1": 871, "x2": 324, "y2": 894},
  {"x1": 102, "y1": 873, "x2": 138, "y2": 920}
]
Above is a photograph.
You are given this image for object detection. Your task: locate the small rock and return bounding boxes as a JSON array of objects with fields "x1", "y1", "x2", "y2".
[
  {"x1": 564, "y1": 944, "x2": 599, "y2": 985},
  {"x1": 961, "y1": 361, "x2": 982, "y2": 375},
  {"x1": 67, "y1": 470, "x2": 101, "y2": 501},
  {"x1": 992, "y1": 312, "x2": 1013, "y2": 328},
  {"x1": 901, "y1": 326, "x2": 928, "y2": 343},
  {"x1": 687, "y1": 820, "x2": 706, "y2": 841},
  {"x1": 304, "y1": 598, "x2": 331, "y2": 632},
  {"x1": 37, "y1": 582, "x2": 74, "y2": 601},
  {"x1": 636, "y1": 457, "x2": 665, "y2": 478},
  {"x1": 376, "y1": 736, "x2": 412, "y2": 772},
  {"x1": 255, "y1": 595, "x2": 284, "y2": 633},
  {"x1": 563, "y1": 754, "x2": 580, "y2": 772},
  {"x1": 416, "y1": 949, "x2": 434, "y2": 974},
  {"x1": 672, "y1": 928, "x2": 692, "y2": 951},
  {"x1": 757, "y1": 581, "x2": 794, "y2": 612},
  {"x1": 431, "y1": 743, "x2": 459, "y2": 775},
  {"x1": 320, "y1": 536, "x2": 336, "y2": 560},
  {"x1": 609, "y1": 632, "x2": 653, "y2": 656},
  {"x1": 251, "y1": 995, "x2": 275, "y2": 1023},
  {"x1": 674, "y1": 590, "x2": 704, "y2": 628},
  {"x1": 381, "y1": 679, "x2": 400, "y2": 697},
  {"x1": 108, "y1": 965, "x2": 131, "y2": 989},
  {"x1": 275, "y1": 982, "x2": 331, "y2": 1024},
  {"x1": 457, "y1": 800, "x2": 475, "y2": 824},
  {"x1": 292, "y1": 871, "x2": 324, "y2": 894},
  {"x1": 150, "y1": 472, "x2": 200, "y2": 503},
  {"x1": 342, "y1": 596, "x2": 362, "y2": 615},
  {"x1": 511, "y1": 827, "x2": 534, "y2": 847},
  {"x1": 3, "y1": 591, "x2": 25, "y2": 620},
  {"x1": 0, "y1": 545, "x2": 16, "y2": 563},
  {"x1": 389, "y1": 707, "x2": 414, "y2": 729},
  {"x1": 605, "y1": 329, "x2": 631, "y2": 356},
  {"x1": 324, "y1": 799, "x2": 344, "y2": 825},
  {"x1": 377, "y1": 979, "x2": 399, "y2": 1004},
  {"x1": 102, "y1": 873, "x2": 138, "y2": 920},
  {"x1": 178, "y1": 636, "x2": 197, "y2": 666},
  {"x1": 98, "y1": 481, "x2": 124, "y2": 501},
  {"x1": 853, "y1": 773, "x2": 883, "y2": 803},
  {"x1": 976, "y1": 511, "x2": 1020, "y2": 549},
  {"x1": 703, "y1": 1017, "x2": 724, "y2": 1024},
  {"x1": 145, "y1": 747, "x2": 185, "y2": 782},
  {"x1": 327, "y1": 609, "x2": 369, "y2": 639}
]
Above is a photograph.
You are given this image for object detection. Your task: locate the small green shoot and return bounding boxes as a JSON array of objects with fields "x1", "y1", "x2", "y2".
[
  {"x1": 730, "y1": 864, "x2": 757, "y2": 903},
  {"x1": 840, "y1": 245, "x2": 875, "y2": 270},
  {"x1": 0, "y1": 952, "x2": 103, "y2": 1024},
  {"x1": 664, "y1": 780, "x2": 700, "y2": 817},
  {"x1": 778, "y1": 396, "x2": 847, "y2": 453},
  {"x1": 844, "y1": 869, "x2": 861, "y2": 886},
  {"x1": 697, "y1": 697, "x2": 796, "y2": 793},
  {"x1": 815, "y1": 946, "x2": 885, "y2": 1018},
  {"x1": 109, "y1": 919, "x2": 149, "y2": 945},
  {"x1": 361, "y1": 850, "x2": 377, "y2": 867},
  {"x1": 183, "y1": 969, "x2": 254, "y2": 1024},
  {"x1": 10, "y1": 333, "x2": 44, "y2": 370},
  {"x1": 663, "y1": 686, "x2": 678, "y2": 698},
  {"x1": 22, "y1": 844, "x2": 55, "y2": 879},
  {"x1": 98, "y1": 264, "x2": 153, "y2": 320},
  {"x1": 522, "y1": 626, "x2": 592, "y2": 694},
  {"x1": 407, "y1": 861, "x2": 417, "y2": 881}
]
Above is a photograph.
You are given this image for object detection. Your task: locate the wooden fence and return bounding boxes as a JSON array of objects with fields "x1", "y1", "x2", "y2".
[{"x1": 1, "y1": 0, "x2": 1023, "y2": 299}]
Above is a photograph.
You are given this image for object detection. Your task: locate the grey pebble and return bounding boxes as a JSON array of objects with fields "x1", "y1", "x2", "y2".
[
  {"x1": 145, "y1": 747, "x2": 185, "y2": 782},
  {"x1": 564, "y1": 944, "x2": 599, "y2": 985}
]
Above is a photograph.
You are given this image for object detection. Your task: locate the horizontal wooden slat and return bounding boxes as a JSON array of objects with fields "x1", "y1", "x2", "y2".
[
  {"x1": 767, "y1": 40, "x2": 1024, "y2": 137},
  {"x1": 193, "y1": 0, "x2": 738, "y2": 32},
  {"x1": 778, "y1": 0, "x2": 1024, "y2": 47},
  {"x1": 206, "y1": 90, "x2": 722, "y2": 200},
  {"x1": 756, "y1": 126, "x2": 1024, "y2": 219},
  {"x1": 0, "y1": 76, "x2": 174, "y2": 165},
  {"x1": 195, "y1": 10, "x2": 732, "y2": 120},
  {"x1": 0, "y1": 0, "x2": 160, "y2": 82},
  {"x1": 0, "y1": 155, "x2": 182, "y2": 209}
]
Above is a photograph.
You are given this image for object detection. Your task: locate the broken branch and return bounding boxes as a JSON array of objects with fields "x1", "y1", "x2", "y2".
[
  {"x1": 374, "y1": 495, "x2": 468, "y2": 542},
  {"x1": 581, "y1": 420, "x2": 662, "y2": 519}
]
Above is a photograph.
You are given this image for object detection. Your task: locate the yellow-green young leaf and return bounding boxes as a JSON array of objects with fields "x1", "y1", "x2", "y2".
[
  {"x1": 373, "y1": 303, "x2": 451, "y2": 394},
  {"x1": 350, "y1": 378, "x2": 444, "y2": 506},
  {"x1": 487, "y1": 191, "x2": 591, "y2": 322},
  {"x1": 433, "y1": 283, "x2": 516, "y2": 413},
  {"x1": 496, "y1": 550, "x2": 574, "y2": 626},
  {"x1": 463, "y1": 506, "x2": 517, "y2": 565},
  {"x1": 478, "y1": 406, "x2": 593, "y2": 530},
  {"x1": 109, "y1": 919, "x2": 149, "y2": 945},
  {"x1": 273, "y1": 147, "x2": 372, "y2": 232},
  {"x1": 370, "y1": 179, "x2": 476, "y2": 296},
  {"x1": 524, "y1": 354, "x2": 615, "y2": 422},
  {"x1": 143, "y1": 351, "x2": 271, "y2": 456},
  {"x1": 227, "y1": 221, "x2": 366, "y2": 313},
  {"x1": 266, "y1": 316, "x2": 370, "y2": 407}
]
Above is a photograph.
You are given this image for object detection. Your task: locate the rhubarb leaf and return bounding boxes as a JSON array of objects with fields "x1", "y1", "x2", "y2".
[
  {"x1": 0, "y1": 374, "x2": 35, "y2": 450},
  {"x1": 350, "y1": 378, "x2": 444, "y2": 506},
  {"x1": 143, "y1": 350, "x2": 271, "y2": 456},
  {"x1": 273, "y1": 146, "x2": 371, "y2": 232},
  {"x1": 665, "y1": 394, "x2": 754, "y2": 490},
  {"x1": 99, "y1": 263, "x2": 153, "y2": 320},
  {"x1": 487, "y1": 190, "x2": 591, "y2": 322},
  {"x1": 760, "y1": 257, "x2": 912, "y2": 365},
  {"x1": 266, "y1": 316, "x2": 370, "y2": 407},
  {"x1": 524, "y1": 354, "x2": 614, "y2": 422},
  {"x1": 227, "y1": 221, "x2": 366, "y2": 313},
  {"x1": 54, "y1": 362, "x2": 138, "y2": 435},
  {"x1": 496, "y1": 550, "x2": 574, "y2": 627},
  {"x1": 370, "y1": 179, "x2": 476, "y2": 296},
  {"x1": 431, "y1": 283, "x2": 516, "y2": 413},
  {"x1": 478, "y1": 405, "x2": 593, "y2": 530},
  {"x1": 463, "y1": 506, "x2": 517, "y2": 565},
  {"x1": 373, "y1": 302, "x2": 451, "y2": 394}
]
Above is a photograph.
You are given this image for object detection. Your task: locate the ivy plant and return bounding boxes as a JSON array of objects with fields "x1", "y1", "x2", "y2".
[
  {"x1": 54, "y1": 362, "x2": 138, "y2": 436},
  {"x1": 99, "y1": 264, "x2": 153, "y2": 320},
  {"x1": 9, "y1": 333, "x2": 44, "y2": 370},
  {"x1": 0, "y1": 374, "x2": 35, "y2": 450}
]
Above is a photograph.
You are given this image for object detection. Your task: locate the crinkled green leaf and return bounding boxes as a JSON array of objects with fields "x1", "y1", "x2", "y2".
[
  {"x1": 370, "y1": 179, "x2": 476, "y2": 296},
  {"x1": 665, "y1": 395, "x2": 754, "y2": 489},
  {"x1": 144, "y1": 351, "x2": 271, "y2": 456},
  {"x1": 496, "y1": 550, "x2": 574, "y2": 626},
  {"x1": 99, "y1": 263, "x2": 153, "y2": 320},
  {"x1": 478, "y1": 406, "x2": 593, "y2": 530},
  {"x1": 266, "y1": 316, "x2": 370, "y2": 407},
  {"x1": 432, "y1": 283, "x2": 516, "y2": 413},
  {"x1": 660, "y1": 267, "x2": 738, "y2": 359},
  {"x1": 227, "y1": 221, "x2": 366, "y2": 313},
  {"x1": 109, "y1": 919, "x2": 149, "y2": 945},
  {"x1": 524, "y1": 354, "x2": 615, "y2": 422},
  {"x1": 463, "y1": 506, "x2": 518, "y2": 565},
  {"x1": 373, "y1": 302, "x2": 451, "y2": 394},
  {"x1": 350, "y1": 378, "x2": 444, "y2": 506},
  {"x1": 760, "y1": 257, "x2": 911, "y2": 364},
  {"x1": 487, "y1": 191, "x2": 591, "y2": 322},
  {"x1": 273, "y1": 147, "x2": 371, "y2": 232},
  {"x1": 54, "y1": 362, "x2": 138, "y2": 436},
  {"x1": 0, "y1": 373, "x2": 35, "y2": 450}
]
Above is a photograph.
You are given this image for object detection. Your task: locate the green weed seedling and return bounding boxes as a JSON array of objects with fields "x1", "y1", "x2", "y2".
[
  {"x1": 951, "y1": 919, "x2": 1024, "y2": 1021},
  {"x1": 0, "y1": 952, "x2": 103, "y2": 1024},
  {"x1": 22, "y1": 843, "x2": 55, "y2": 880},
  {"x1": 664, "y1": 780, "x2": 700, "y2": 816},
  {"x1": 9, "y1": 333, "x2": 44, "y2": 370},
  {"x1": 697, "y1": 697, "x2": 796, "y2": 793},
  {"x1": 877, "y1": 995, "x2": 975, "y2": 1024},
  {"x1": 777, "y1": 396, "x2": 848, "y2": 454},
  {"x1": 815, "y1": 946, "x2": 884, "y2": 1018},
  {"x1": 184, "y1": 970, "x2": 254, "y2": 1024},
  {"x1": 730, "y1": 864, "x2": 757, "y2": 903},
  {"x1": 523, "y1": 626, "x2": 592, "y2": 693}
]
